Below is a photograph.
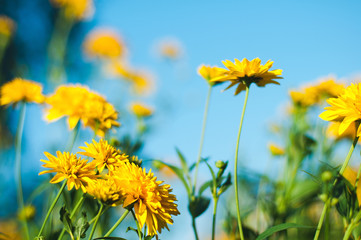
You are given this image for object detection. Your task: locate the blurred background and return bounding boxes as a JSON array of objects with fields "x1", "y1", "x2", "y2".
[{"x1": 1, "y1": 0, "x2": 361, "y2": 239}]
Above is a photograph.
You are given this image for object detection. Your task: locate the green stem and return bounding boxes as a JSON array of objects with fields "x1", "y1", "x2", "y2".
[
  {"x1": 67, "y1": 121, "x2": 80, "y2": 152},
  {"x1": 15, "y1": 103, "x2": 30, "y2": 240},
  {"x1": 343, "y1": 219, "x2": 355, "y2": 240},
  {"x1": 131, "y1": 209, "x2": 142, "y2": 240},
  {"x1": 234, "y1": 85, "x2": 250, "y2": 240},
  {"x1": 193, "y1": 86, "x2": 212, "y2": 194},
  {"x1": 58, "y1": 194, "x2": 86, "y2": 240},
  {"x1": 313, "y1": 135, "x2": 359, "y2": 240},
  {"x1": 88, "y1": 204, "x2": 104, "y2": 240},
  {"x1": 38, "y1": 181, "x2": 67, "y2": 237},
  {"x1": 211, "y1": 197, "x2": 219, "y2": 240},
  {"x1": 192, "y1": 217, "x2": 199, "y2": 240},
  {"x1": 103, "y1": 209, "x2": 130, "y2": 237}
]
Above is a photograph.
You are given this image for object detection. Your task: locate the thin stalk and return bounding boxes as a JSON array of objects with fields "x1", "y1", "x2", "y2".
[
  {"x1": 14, "y1": 102, "x2": 29, "y2": 240},
  {"x1": 211, "y1": 197, "x2": 219, "y2": 240},
  {"x1": 343, "y1": 219, "x2": 355, "y2": 240},
  {"x1": 103, "y1": 209, "x2": 130, "y2": 237},
  {"x1": 131, "y1": 209, "x2": 142, "y2": 240},
  {"x1": 313, "y1": 135, "x2": 359, "y2": 240},
  {"x1": 88, "y1": 204, "x2": 104, "y2": 240},
  {"x1": 38, "y1": 181, "x2": 67, "y2": 237},
  {"x1": 193, "y1": 86, "x2": 212, "y2": 194},
  {"x1": 192, "y1": 217, "x2": 199, "y2": 240},
  {"x1": 58, "y1": 194, "x2": 86, "y2": 240},
  {"x1": 67, "y1": 121, "x2": 80, "y2": 152},
  {"x1": 234, "y1": 85, "x2": 250, "y2": 240}
]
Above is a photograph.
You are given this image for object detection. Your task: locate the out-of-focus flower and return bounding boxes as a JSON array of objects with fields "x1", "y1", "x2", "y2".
[
  {"x1": 86, "y1": 178, "x2": 124, "y2": 206},
  {"x1": 110, "y1": 61, "x2": 155, "y2": 95},
  {"x1": 268, "y1": 143, "x2": 285, "y2": 156},
  {"x1": 0, "y1": 221, "x2": 21, "y2": 240},
  {"x1": 290, "y1": 77, "x2": 345, "y2": 107},
  {"x1": 78, "y1": 139, "x2": 128, "y2": 173},
  {"x1": 0, "y1": 78, "x2": 45, "y2": 107},
  {"x1": 212, "y1": 58, "x2": 283, "y2": 95},
  {"x1": 50, "y1": 0, "x2": 94, "y2": 20},
  {"x1": 18, "y1": 205, "x2": 36, "y2": 221},
  {"x1": 319, "y1": 83, "x2": 361, "y2": 136},
  {"x1": 114, "y1": 163, "x2": 180, "y2": 236},
  {"x1": 0, "y1": 15, "x2": 15, "y2": 37},
  {"x1": 39, "y1": 151, "x2": 97, "y2": 192},
  {"x1": 198, "y1": 65, "x2": 226, "y2": 86},
  {"x1": 83, "y1": 29, "x2": 124, "y2": 59},
  {"x1": 157, "y1": 38, "x2": 182, "y2": 60},
  {"x1": 343, "y1": 166, "x2": 361, "y2": 206},
  {"x1": 45, "y1": 84, "x2": 120, "y2": 136},
  {"x1": 130, "y1": 102, "x2": 153, "y2": 118}
]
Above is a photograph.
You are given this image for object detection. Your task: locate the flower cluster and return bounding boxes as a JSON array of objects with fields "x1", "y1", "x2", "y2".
[
  {"x1": 39, "y1": 139, "x2": 179, "y2": 236},
  {"x1": 45, "y1": 84, "x2": 120, "y2": 136}
]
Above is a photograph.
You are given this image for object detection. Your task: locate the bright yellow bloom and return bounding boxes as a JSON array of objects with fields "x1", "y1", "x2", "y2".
[
  {"x1": 83, "y1": 29, "x2": 124, "y2": 59},
  {"x1": 86, "y1": 178, "x2": 124, "y2": 206},
  {"x1": 0, "y1": 15, "x2": 15, "y2": 37},
  {"x1": 18, "y1": 205, "x2": 36, "y2": 221},
  {"x1": 0, "y1": 78, "x2": 45, "y2": 107},
  {"x1": 290, "y1": 78, "x2": 345, "y2": 107},
  {"x1": 78, "y1": 139, "x2": 128, "y2": 173},
  {"x1": 50, "y1": 0, "x2": 93, "y2": 20},
  {"x1": 212, "y1": 58, "x2": 283, "y2": 95},
  {"x1": 198, "y1": 65, "x2": 226, "y2": 86},
  {"x1": 343, "y1": 167, "x2": 361, "y2": 206},
  {"x1": 39, "y1": 151, "x2": 97, "y2": 192},
  {"x1": 130, "y1": 102, "x2": 154, "y2": 118},
  {"x1": 114, "y1": 163, "x2": 180, "y2": 236},
  {"x1": 268, "y1": 143, "x2": 285, "y2": 156},
  {"x1": 45, "y1": 85, "x2": 120, "y2": 135},
  {"x1": 326, "y1": 121, "x2": 356, "y2": 141},
  {"x1": 319, "y1": 83, "x2": 361, "y2": 136}
]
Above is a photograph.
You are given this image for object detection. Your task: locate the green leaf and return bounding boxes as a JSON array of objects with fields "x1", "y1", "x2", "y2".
[
  {"x1": 218, "y1": 173, "x2": 232, "y2": 196},
  {"x1": 74, "y1": 212, "x2": 89, "y2": 239},
  {"x1": 175, "y1": 147, "x2": 189, "y2": 176},
  {"x1": 60, "y1": 206, "x2": 74, "y2": 240},
  {"x1": 153, "y1": 160, "x2": 191, "y2": 196},
  {"x1": 199, "y1": 180, "x2": 212, "y2": 196},
  {"x1": 188, "y1": 196, "x2": 211, "y2": 218},
  {"x1": 203, "y1": 159, "x2": 217, "y2": 195},
  {"x1": 256, "y1": 223, "x2": 314, "y2": 240}
]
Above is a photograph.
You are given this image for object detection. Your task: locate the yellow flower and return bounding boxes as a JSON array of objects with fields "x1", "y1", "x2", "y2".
[
  {"x1": 50, "y1": 0, "x2": 94, "y2": 20},
  {"x1": 319, "y1": 83, "x2": 361, "y2": 136},
  {"x1": 114, "y1": 163, "x2": 180, "y2": 236},
  {"x1": 326, "y1": 121, "x2": 356, "y2": 141},
  {"x1": 198, "y1": 65, "x2": 226, "y2": 86},
  {"x1": 290, "y1": 77, "x2": 345, "y2": 107},
  {"x1": 268, "y1": 143, "x2": 285, "y2": 156},
  {"x1": 158, "y1": 39, "x2": 182, "y2": 60},
  {"x1": 343, "y1": 166, "x2": 361, "y2": 206},
  {"x1": 212, "y1": 58, "x2": 283, "y2": 95},
  {"x1": 39, "y1": 151, "x2": 98, "y2": 192},
  {"x1": 130, "y1": 102, "x2": 154, "y2": 118},
  {"x1": 0, "y1": 15, "x2": 15, "y2": 37},
  {"x1": 45, "y1": 84, "x2": 120, "y2": 135},
  {"x1": 86, "y1": 178, "x2": 124, "y2": 206},
  {"x1": 83, "y1": 29, "x2": 124, "y2": 59},
  {"x1": 0, "y1": 78, "x2": 45, "y2": 107},
  {"x1": 18, "y1": 205, "x2": 36, "y2": 221},
  {"x1": 78, "y1": 139, "x2": 128, "y2": 173}
]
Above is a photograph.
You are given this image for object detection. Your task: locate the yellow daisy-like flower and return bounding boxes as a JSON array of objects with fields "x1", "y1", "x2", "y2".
[
  {"x1": 319, "y1": 83, "x2": 361, "y2": 136},
  {"x1": 39, "y1": 151, "x2": 97, "y2": 192},
  {"x1": 130, "y1": 102, "x2": 154, "y2": 118},
  {"x1": 268, "y1": 143, "x2": 285, "y2": 156},
  {"x1": 83, "y1": 29, "x2": 124, "y2": 59},
  {"x1": 78, "y1": 139, "x2": 128, "y2": 173},
  {"x1": 326, "y1": 121, "x2": 356, "y2": 141},
  {"x1": 45, "y1": 84, "x2": 120, "y2": 135},
  {"x1": 114, "y1": 163, "x2": 180, "y2": 236},
  {"x1": 0, "y1": 15, "x2": 15, "y2": 37},
  {"x1": 198, "y1": 65, "x2": 226, "y2": 86},
  {"x1": 343, "y1": 166, "x2": 361, "y2": 206},
  {"x1": 212, "y1": 58, "x2": 283, "y2": 95},
  {"x1": 86, "y1": 178, "x2": 124, "y2": 206},
  {"x1": 0, "y1": 78, "x2": 45, "y2": 107},
  {"x1": 50, "y1": 0, "x2": 93, "y2": 20}
]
